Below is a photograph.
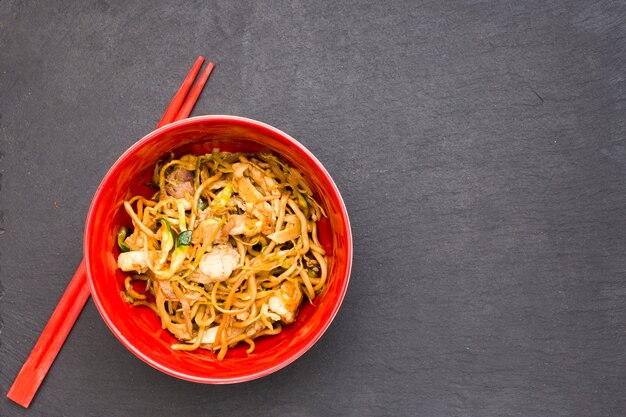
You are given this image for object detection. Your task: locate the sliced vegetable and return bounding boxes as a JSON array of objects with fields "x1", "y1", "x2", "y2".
[
  {"x1": 180, "y1": 154, "x2": 198, "y2": 166},
  {"x1": 297, "y1": 192, "x2": 308, "y2": 210},
  {"x1": 198, "y1": 197, "x2": 208, "y2": 211},
  {"x1": 167, "y1": 230, "x2": 193, "y2": 278},
  {"x1": 157, "y1": 218, "x2": 175, "y2": 264},
  {"x1": 211, "y1": 182, "x2": 233, "y2": 210},
  {"x1": 152, "y1": 160, "x2": 163, "y2": 186},
  {"x1": 177, "y1": 230, "x2": 193, "y2": 247},
  {"x1": 117, "y1": 226, "x2": 131, "y2": 252},
  {"x1": 176, "y1": 199, "x2": 188, "y2": 231}
]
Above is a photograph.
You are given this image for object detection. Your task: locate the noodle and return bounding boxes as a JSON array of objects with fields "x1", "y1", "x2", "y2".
[{"x1": 115, "y1": 151, "x2": 328, "y2": 359}]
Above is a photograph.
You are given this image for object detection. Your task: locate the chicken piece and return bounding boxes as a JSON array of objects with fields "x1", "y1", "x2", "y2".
[
  {"x1": 117, "y1": 251, "x2": 149, "y2": 273},
  {"x1": 191, "y1": 218, "x2": 222, "y2": 245},
  {"x1": 222, "y1": 214, "x2": 263, "y2": 238},
  {"x1": 263, "y1": 305, "x2": 281, "y2": 322},
  {"x1": 190, "y1": 244, "x2": 240, "y2": 284},
  {"x1": 232, "y1": 163, "x2": 264, "y2": 203},
  {"x1": 268, "y1": 281, "x2": 303, "y2": 324},
  {"x1": 252, "y1": 202, "x2": 276, "y2": 235},
  {"x1": 165, "y1": 167, "x2": 195, "y2": 198},
  {"x1": 247, "y1": 163, "x2": 270, "y2": 194}
]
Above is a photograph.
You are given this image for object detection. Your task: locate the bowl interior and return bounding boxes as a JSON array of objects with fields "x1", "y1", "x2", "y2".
[{"x1": 85, "y1": 116, "x2": 351, "y2": 383}]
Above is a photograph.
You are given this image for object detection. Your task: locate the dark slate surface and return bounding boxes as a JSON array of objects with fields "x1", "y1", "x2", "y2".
[{"x1": 1, "y1": 1, "x2": 626, "y2": 416}]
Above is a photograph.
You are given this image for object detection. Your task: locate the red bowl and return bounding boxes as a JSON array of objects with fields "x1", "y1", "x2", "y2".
[{"x1": 84, "y1": 115, "x2": 352, "y2": 383}]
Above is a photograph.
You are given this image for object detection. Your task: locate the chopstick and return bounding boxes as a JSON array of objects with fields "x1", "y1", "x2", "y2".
[
  {"x1": 157, "y1": 56, "x2": 205, "y2": 128},
  {"x1": 175, "y1": 61, "x2": 215, "y2": 121},
  {"x1": 7, "y1": 56, "x2": 215, "y2": 408},
  {"x1": 6, "y1": 261, "x2": 90, "y2": 408}
]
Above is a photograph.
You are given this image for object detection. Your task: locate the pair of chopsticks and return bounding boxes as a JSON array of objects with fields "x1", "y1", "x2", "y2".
[
  {"x1": 7, "y1": 56, "x2": 215, "y2": 409},
  {"x1": 157, "y1": 56, "x2": 214, "y2": 127}
]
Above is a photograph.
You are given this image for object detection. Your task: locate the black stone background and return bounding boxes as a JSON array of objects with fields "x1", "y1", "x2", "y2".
[{"x1": 1, "y1": 1, "x2": 625, "y2": 416}]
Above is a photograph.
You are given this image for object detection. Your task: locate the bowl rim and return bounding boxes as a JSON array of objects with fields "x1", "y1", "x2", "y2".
[{"x1": 84, "y1": 115, "x2": 353, "y2": 383}]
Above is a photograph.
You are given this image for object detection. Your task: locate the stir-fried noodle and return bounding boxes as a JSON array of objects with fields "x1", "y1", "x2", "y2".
[{"x1": 115, "y1": 150, "x2": 328, "y2": 360}]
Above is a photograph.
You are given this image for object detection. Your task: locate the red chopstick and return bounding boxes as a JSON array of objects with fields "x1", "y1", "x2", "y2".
[
  {"x1": 7, "y1": 56, "x2": 215, "y2": 408},
  {"x1": 157, "y1": 55, "x2": 205, "y2": 128},
  {"x1": 6, "y1": 261, "x2": 90, "y2": 408},
  {"x1": 175, "y1": 61, "x2": 214, "y2": 121}
]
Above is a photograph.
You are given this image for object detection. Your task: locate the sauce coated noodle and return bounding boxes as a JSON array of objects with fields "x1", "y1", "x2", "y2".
[{"x1": 116, "y1": 150, "x2": 328, "y2": 360}]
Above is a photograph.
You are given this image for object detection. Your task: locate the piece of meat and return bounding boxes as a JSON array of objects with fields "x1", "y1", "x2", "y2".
[
  {"x1": 190, "y1": 244, "x2": 240, "y2": 284},
  {"x1": 117, "y1": 251, "x2": 149, "y2": 273},
  {"x1": 232, "y1": 163, "x2": 264, "y2": 203},
  {"x1": 191, "y1": 218, "x2": 222, "y2": 245},
  {"x1": 268, "y1": 281, "x2": 303, "y2": 324},
  {"x1": 165, "y1": 167, "x2": 195, "y2": 198},
  {"x1": 222, "y1": 214, "x2": 263, "y2": 238},
  {"x1": 252, "y1": 202, "x2": 276, "y2": 235}
]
